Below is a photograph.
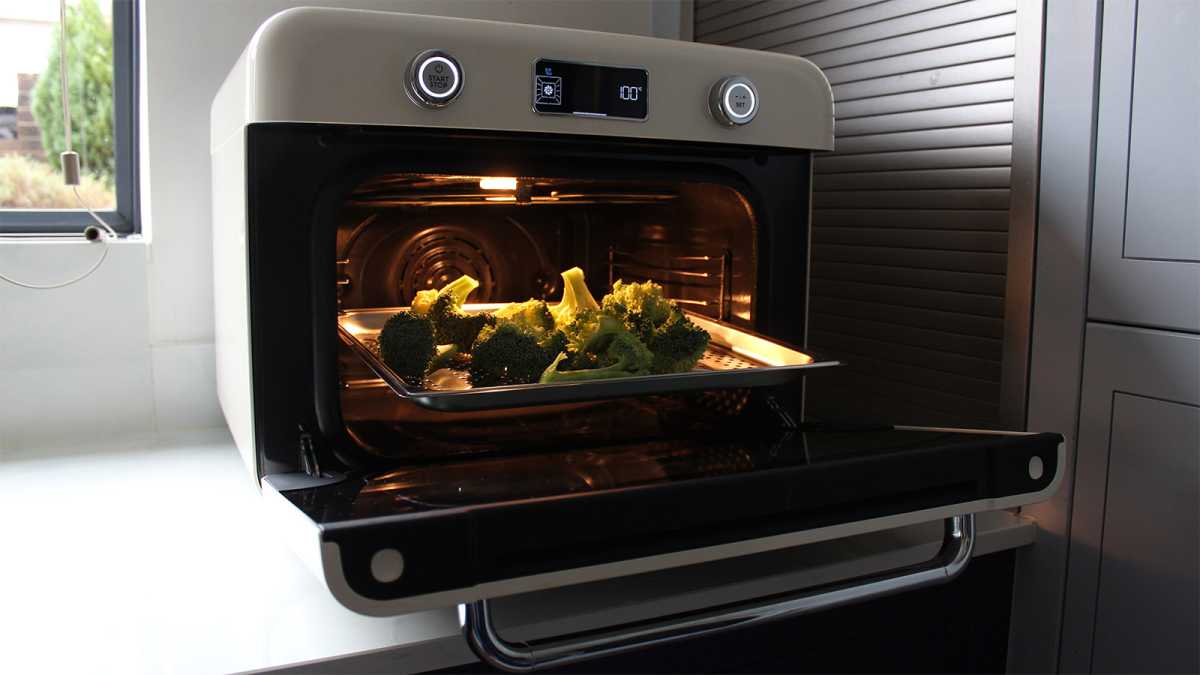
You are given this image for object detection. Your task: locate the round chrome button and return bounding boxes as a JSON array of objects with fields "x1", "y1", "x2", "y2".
[
  {"x1": 407, "y1": 50, "x2": 463, "y2": 108},
  {"x1": 709, "y1": 76, "x2": 759, "y2": 126}
]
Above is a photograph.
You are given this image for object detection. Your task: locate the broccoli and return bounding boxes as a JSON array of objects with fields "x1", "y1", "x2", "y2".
[
  {"x1": 540, "y1": 316, "x2": 653, "y2": 383},
  {"x1": 493, "y1": 299, "x2": 555, "y2": 333},
  {"x1": 426, "y1": 344, "x2": 471, "y2": 372},
  {"x1": 601, "y1": 279, "x2": 675, "y2": 337},
  {"x1": 430, "y1": 293, "x2": 494, "y2": 352},
  {"x1": 377, "y1": 311, "x2": 436, "y2": 386},
  {"x1": 600, "y1": 279, "x2": 710, "y2": 374},
  {"x1": 468, "y1": 323, "x2": 559, "y2": 387},
  {"x1": 550, "y1": 267, "x2": 601, "y2": 328},
  {"x1": 411, "y1": 274, "x2": 479, "y2": 317},
  {"x1": 646, "y1": 311, "x2": 710, "y2": 374},
  {"x1": 559, "y1": 307, "x2": 600, "y2": 351},
  {"x1": 491, "y1": 298, "x2": 569, "y2": 358},
  {"x1": 409, "y1": 274, "x2": 490, "y2": 352}
]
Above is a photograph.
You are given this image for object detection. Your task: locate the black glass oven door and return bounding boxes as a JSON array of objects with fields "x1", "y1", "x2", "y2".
[{"x1": 262, "y1": 423, "x2": 1061, "y2": 616}]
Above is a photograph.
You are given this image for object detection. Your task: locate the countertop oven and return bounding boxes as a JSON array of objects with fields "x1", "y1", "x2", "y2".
[{"x1": 212, "y1": 8, "x2": 1062, "y2": 670}]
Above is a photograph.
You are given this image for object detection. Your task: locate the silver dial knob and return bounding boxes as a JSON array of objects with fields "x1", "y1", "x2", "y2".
[
  {"x1": 709, "y1": 76, "x2": 759, "y2": 126},
  {"x1": 406, "y1": 50, "x2": 463, "y2": 108}
]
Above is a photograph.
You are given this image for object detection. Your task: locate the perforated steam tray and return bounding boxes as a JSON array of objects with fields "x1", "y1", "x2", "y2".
[{"x1": 337, "y1": 305, "x2": 841, "y2": 412}]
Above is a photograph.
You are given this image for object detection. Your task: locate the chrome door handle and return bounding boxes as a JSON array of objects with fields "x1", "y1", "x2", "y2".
[{"x1": 460, "y1": 514, "x2": 975, "y2": 672}]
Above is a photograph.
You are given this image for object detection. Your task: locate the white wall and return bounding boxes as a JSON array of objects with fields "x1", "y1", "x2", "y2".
[{"x1": 0, "y1": 0, "x2": 685, "y2": 450}]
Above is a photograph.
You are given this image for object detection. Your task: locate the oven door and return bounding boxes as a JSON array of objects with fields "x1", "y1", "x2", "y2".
[{"x1": 262, "y1": 423, "x2": 1061, "y2": 617}]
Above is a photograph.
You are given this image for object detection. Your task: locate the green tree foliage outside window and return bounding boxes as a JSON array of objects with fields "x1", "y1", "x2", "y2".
[{"x1": 31, "y1": 0, "x2": 115, "y2": 187}]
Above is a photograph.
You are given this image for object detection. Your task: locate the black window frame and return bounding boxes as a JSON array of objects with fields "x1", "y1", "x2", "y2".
[{"x1": 0, "y1": 0, "x2": 139, "y2": 236}]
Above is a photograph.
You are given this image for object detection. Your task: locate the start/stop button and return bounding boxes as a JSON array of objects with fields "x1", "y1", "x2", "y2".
[
  {"x1": 406, "y1": 50, "x2": 463, "y2": 108},
  {"x1": 709, "y1": 76, "x2": 759, "y2": 127}
]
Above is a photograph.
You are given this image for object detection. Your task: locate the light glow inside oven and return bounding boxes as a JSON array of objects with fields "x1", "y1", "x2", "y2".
[{"x1": 479, "y1": 176, "x2": 517, "y2": 190}]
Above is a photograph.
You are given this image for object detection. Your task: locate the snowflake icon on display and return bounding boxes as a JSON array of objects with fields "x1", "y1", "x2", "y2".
[{"x1": 535, "y1": 75, "x2": 562, "y2": 106}]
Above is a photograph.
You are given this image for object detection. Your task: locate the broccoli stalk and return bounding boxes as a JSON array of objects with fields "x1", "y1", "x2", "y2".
[
  {"x1": 377, "y1": 311, "x2": 436, "y2": 386},
  {"x1": 540, "y1": 315, "x2": 653, "y2": 383},
  {"x1": 426, "y1": 344, "x2": 471, "y2": 372},
  {"x1": 550, "y1": 267, "x2": 601, "y2": 328}
]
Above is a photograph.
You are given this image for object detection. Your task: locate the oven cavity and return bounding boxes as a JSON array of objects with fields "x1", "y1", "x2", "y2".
[{"x1": 334, "y1": 173, "x2": 761, "y2": 459}]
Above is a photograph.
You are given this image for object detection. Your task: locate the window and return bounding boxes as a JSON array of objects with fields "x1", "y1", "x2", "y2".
[{"x1": 0, "y1": 0, "x2": 138, "y2": 235}]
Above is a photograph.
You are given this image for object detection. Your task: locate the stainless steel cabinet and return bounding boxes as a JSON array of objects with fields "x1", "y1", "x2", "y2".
[
  {"x1": 1089, "y1": 0, "x2": 1200, "y2": 333},
  {"x1": 1061, "y1": 324, "x2": 1200, "y2": 673}
]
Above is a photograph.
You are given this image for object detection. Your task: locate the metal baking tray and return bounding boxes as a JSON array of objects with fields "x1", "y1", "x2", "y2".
[{"x1": 337, "y1": 305, "x2": 841, "y2": 412}]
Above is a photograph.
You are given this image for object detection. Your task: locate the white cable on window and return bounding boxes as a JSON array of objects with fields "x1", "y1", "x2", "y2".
[
  {"x1": 0, "y1": 0, "x2": 116, "y2": 289},
  {"x1": 0, "y1": 244, "x2": 109, "y2": 289},
  {"x1": 75, "y1": 186, "x2": 117, "y2": 238},
  {"x1": 58, "y1": 0, "x2": 72, "y2": 154}
]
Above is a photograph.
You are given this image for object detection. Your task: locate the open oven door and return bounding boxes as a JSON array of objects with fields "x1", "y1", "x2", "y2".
[{"x1": 260, "y1": 403, "x2": 1062, "y2": 619}]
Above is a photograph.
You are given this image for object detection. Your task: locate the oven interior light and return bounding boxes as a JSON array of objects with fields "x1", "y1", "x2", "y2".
[{"x1": 479, "y1": 177, "x2": 518, "y2": 190}]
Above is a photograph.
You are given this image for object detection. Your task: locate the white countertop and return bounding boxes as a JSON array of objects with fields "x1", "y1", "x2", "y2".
[{"x1": 0, "y1": 429, "x2": 1037, "y2": 675}]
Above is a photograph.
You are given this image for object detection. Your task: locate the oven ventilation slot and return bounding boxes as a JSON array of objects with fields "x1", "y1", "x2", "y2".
[{"x1": 608, "y1": 246, "x2": 730, "y2": 321}]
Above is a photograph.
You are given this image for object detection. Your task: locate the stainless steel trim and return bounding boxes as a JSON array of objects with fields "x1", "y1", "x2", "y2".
[{"x1": 460, "y1": 514, "x2": 975, "y2": 672}]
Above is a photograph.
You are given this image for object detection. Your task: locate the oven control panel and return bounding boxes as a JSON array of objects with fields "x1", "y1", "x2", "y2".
[
  {"x1": 405, "y1": 50, "x2": 464, "y2": 108},
  {"x1": 709, "y1": 76, "x2": 759, "y2": 126},
  {"x1": 402, "y1": 51, "x2": 760, "y2": 130}
]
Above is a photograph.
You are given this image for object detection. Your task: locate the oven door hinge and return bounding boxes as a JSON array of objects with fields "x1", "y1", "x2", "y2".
[{"x1": 298, "y1": 427, "x2": 323, "y2": 477}]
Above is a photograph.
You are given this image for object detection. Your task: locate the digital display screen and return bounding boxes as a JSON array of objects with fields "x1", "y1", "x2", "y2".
[{"x1": 533, "y1": 59, "x2": 648, "y2": 120}]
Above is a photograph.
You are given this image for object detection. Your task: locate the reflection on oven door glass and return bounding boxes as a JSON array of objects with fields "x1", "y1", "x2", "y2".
[{"x1": 357, "y1": 435, "x2": 789, "y2": 509}]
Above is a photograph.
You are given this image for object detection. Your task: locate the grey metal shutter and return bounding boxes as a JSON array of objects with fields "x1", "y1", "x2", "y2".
[{"x1": 696, "y1": 0, "x2": 1039, "y2": 428}]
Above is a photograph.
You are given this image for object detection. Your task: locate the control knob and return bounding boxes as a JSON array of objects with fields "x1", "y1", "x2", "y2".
[
  {"x1": 709, "y1": 76, "x2": 759, "y2": 126},
  {"x1": 406, "y1": 50, "x2": 464, "y2": 108}
]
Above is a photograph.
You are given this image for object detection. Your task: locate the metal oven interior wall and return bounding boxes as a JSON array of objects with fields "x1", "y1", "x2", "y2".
[
  {"x1": 696, "y1": 0, "x2": 1042, "y2": 429},
  {"x1": 335, "y1": 178, "x2": 758, "y2": 326}
]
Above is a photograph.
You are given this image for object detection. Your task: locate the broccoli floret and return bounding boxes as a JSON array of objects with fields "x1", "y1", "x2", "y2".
[
  {"x1": 423, "y1": 274, "x2": 492, "y2": 352},
  {"x1": 430, "y1": 293, "x2": 494, "y2": 352},
  {"x1": 540, "y1": 318, "x2": 653, "y2": 383},
  {"x1": 411, "y1": 274, "x2": 479, "y2": 317},
  {"x1": 411, "y1": 289, "x2": 439, "y2": 317},
  {"x1": 600, "y1": 279, "x2": 710, "y2": 374},
  {"x1": 490, "y1": 298, "x2": 569, "y2": 358},
  {"x1": 559, "y1": 308, "x2": 600, "y2": 352},
  {"x1": 550, "y1": 267, "x2": 601, "y2": 328},
  {"x1": 377, "y1": 311, "x2": 436, "y2": 386},
  {"x1": 601, "y1": 279, "x2": 675, "y2": 337},
  {"x1": 468, "y1": 323, "x2": 559, "y2": 387},
  {"x1": 493, "y1": 299, "x2": 555, "y2": 333},
  {"x1": 646, "y1": 311, "x2": 710, "y2": 374}
]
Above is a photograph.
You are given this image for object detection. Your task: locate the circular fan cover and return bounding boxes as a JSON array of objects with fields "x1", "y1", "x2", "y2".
[{"x1": 390, "y1": 226, "x2": 497, "y2": 304}]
